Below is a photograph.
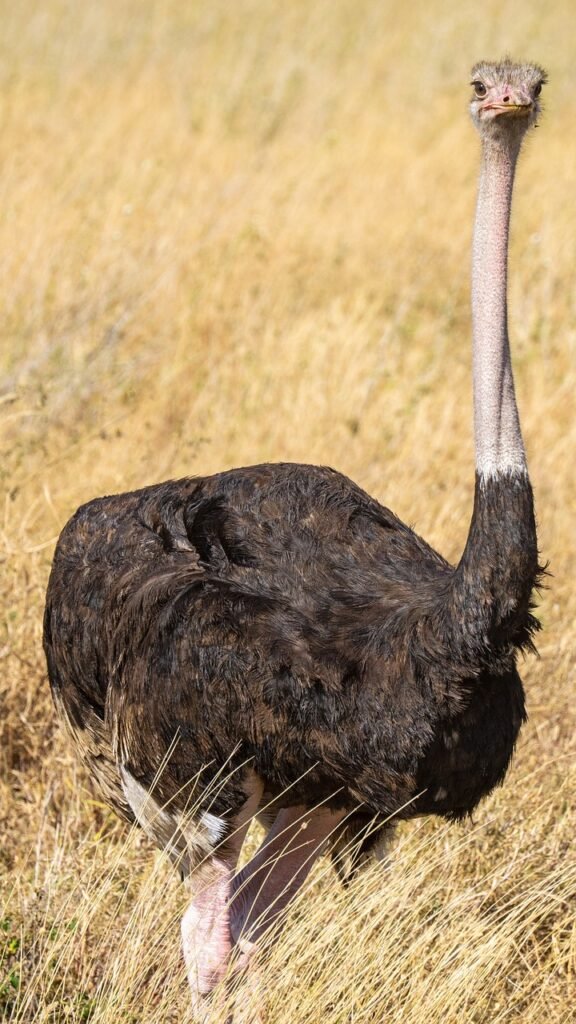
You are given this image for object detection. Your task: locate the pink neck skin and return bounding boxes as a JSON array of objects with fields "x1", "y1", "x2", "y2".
[{"x1": 472, "y1": 133, "x2": 527, "y2": 481}]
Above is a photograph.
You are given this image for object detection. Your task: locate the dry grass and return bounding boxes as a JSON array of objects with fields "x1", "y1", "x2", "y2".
[{"x1": 1, "y1": 1, "x2": 575, "y2": 1021}]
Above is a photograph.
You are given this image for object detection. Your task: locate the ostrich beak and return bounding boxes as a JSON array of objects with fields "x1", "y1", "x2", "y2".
[{"x1": 489, "y1": 102, "x2": 533, "y2": 117}]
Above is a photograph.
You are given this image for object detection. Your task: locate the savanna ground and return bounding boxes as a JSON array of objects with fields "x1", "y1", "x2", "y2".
[{"x1": 1, "y1": 1, "x2": 575, "y2": 1021}]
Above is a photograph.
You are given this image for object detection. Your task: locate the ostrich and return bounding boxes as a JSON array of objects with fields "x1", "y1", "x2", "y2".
[{"x1": 44, "y1": 60, "x2": 545, "y2": 1020}]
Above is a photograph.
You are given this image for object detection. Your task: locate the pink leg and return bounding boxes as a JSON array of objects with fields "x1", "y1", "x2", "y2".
[
  {"x1": 181, "y1": 782, "x2": 263, "y2": 1022},
  {"x1": 230, "y1": 804, "x2": 347, "y2": 950},
  {"x1": 182, "y1": 800, "x2": 346, "y2": 1023},
  {"x1": 181, "y1": 860, "x2": 235, "y2": 1007}
]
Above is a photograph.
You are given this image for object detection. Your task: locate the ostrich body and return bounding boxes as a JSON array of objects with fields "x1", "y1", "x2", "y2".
[{"x1": 44, "y1": 61, "x2": 545, "y2": 1019}]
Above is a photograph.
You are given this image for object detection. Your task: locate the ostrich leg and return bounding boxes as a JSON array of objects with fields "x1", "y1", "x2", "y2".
[
  {"x1": 183, "y1": 803, "x2": 346, "y2": 1022},
  {"x1": 229, "y1": 805, "x2": 347, "y2": 961},
  {"x1": 181, "y1": 780, "x2": 264, "y2": 1023},
  {"x1": 182, "y1": 858, "x2": 242, "y2": 1022}
]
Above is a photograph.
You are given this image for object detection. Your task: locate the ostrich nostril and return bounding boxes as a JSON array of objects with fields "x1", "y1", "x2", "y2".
[{"x1": 502, "y1": 95, "x2": 510, "y2": 103}]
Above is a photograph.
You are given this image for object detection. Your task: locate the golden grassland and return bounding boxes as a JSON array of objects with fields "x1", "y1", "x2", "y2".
[{"x1": 1, "y1": 1, "x2": 575, "y2": 1021}]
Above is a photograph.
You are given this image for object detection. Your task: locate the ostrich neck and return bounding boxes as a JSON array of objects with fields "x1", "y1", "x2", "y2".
[
  {"x1": 446, "y1": 131, "x2": 539, "y2": 657},
  {"x1": 472, "y1": 135, "x2": 526, "y2": 479}
]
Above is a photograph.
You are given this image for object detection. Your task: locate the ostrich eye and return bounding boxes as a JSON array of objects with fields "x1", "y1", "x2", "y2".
[
  {"x1": 472, "y1": 81, "x2": 487, "y2": 98},
  {"x1": 534, "y1": 81, "x2": 543, "y2": 97}
]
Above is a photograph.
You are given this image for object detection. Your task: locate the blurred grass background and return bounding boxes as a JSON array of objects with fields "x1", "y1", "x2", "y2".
[{"x1": 1, "y1": 1, "x2": 575, "y2": 1021}]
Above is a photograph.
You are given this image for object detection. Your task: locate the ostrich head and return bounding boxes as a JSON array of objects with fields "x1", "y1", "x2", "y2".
[{"x1": 469, "y1": 59, "x2": 547, "y2": 142}]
